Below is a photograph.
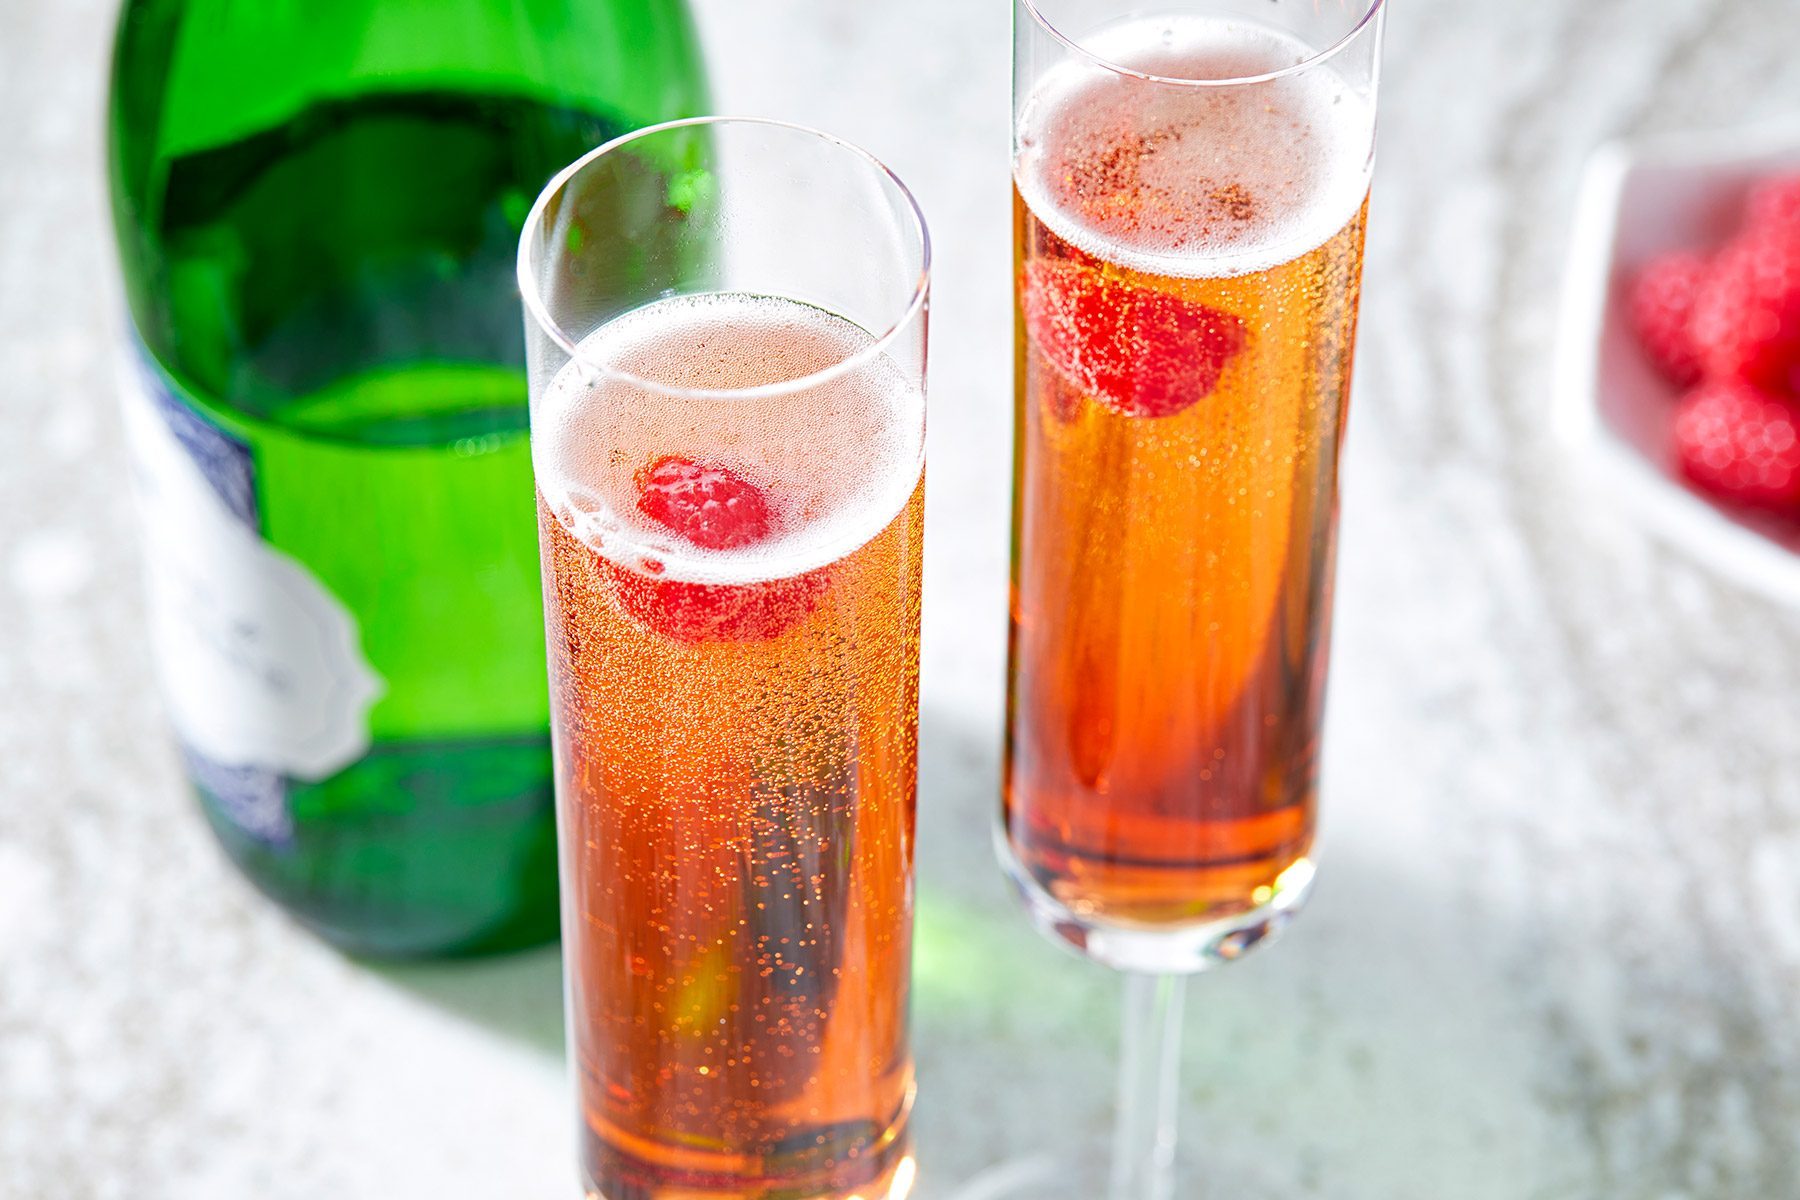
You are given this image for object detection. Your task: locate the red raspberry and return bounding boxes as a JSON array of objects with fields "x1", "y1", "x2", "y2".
[
  {"x1": 609, "y1": 456, "x2": 827, "y2": 643},
  {"x1": 1689, "y1": 229, "x2": 1800, "y2": 393},
  {"x1": 1626, "y1": 253, "x2": 1707, "y2": 387},
  {"x1": 1746, "y1": 174, "x2": 1800, "y2": 235},
  {"x1": 636, "y1": 454, "x2": 774, "y2": 550},
  {"x1": 609, "y1": 566, "x2": 829, "y2": 644},
  {"x1": 1021, "y1": 258, "x2": 1246, "y2": 418},
  {"x1": 1672, "y1": 379, "x2": 1800, "y2": 509}
]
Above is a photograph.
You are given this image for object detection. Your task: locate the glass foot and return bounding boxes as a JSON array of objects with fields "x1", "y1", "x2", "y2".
[{"x1": 996, "y1": 835, "x2": 1318, "y2": 974}]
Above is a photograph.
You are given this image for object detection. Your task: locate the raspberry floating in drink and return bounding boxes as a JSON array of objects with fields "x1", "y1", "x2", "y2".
[
  {"x1": 609, "y1": 455, "x2": 830, "y2": 644},
  {"x1": 1022, "y1": 259, "x2": 1246, "y2": 418},
  {"x1": 636, "y1": 454, "x2": 777, "y2": 550}
]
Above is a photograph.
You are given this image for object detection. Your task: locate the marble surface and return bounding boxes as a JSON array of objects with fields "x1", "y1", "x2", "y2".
[{"x1": 8, "y1": 0, "x2": 1800, "y2": 1196}]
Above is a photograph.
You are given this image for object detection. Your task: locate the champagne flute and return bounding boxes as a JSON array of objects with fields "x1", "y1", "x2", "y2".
[
  {"x1": 1000, "y1": 2, "x2": 1384, "y2": 1195},
  {"x1": 519, "y1": 117, "x2": 930, "y2": 1200}
]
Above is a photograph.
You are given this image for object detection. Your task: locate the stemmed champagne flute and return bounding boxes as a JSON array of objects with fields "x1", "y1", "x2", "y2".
[{"x1": 1001, "y1": 1, "x2": 1384, "y2": 1195}]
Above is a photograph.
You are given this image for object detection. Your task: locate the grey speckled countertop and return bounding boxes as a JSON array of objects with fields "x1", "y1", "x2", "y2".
[{"x1": 8, "y1": 1, "x2": 1800, "y2": 1197}]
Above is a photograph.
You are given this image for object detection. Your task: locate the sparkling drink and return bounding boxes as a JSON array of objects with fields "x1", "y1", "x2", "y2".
[
  {"x1": 1005, "y1": 16, "x2": 1372, "y2": 944},
  {"x1": 538, "y1": 294, "x2": 924, "y2": 1199}
]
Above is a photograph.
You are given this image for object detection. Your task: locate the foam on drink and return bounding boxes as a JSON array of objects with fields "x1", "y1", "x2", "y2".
[
  {"x1": 535, "y1": 292, "x2": 925, "y2": 585},
  {"x1": 1016, "y1": 14, "x2": 1374, "y2": 279}
]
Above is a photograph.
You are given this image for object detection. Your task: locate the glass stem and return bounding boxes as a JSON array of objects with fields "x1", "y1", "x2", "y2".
[{"x1": 1109, "y1": 972, "x2": 1186, "y2": 1200}]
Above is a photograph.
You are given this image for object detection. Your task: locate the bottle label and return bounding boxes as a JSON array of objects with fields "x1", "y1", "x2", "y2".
[{"x1": 118, "y1": 337, "x2": 383, "y2": 844}]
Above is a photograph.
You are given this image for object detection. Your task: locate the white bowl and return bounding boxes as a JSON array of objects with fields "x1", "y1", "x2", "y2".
[{"x1": 1554, "y1": 123, "x2": 1800, "y2": 603}]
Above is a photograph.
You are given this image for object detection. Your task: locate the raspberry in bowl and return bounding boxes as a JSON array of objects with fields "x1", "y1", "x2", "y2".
[{"x1": 1557, "y1": 128, "x2": 1800, "y2": 601}]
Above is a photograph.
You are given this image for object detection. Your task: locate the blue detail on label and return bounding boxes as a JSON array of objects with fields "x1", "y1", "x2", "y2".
[
  {"x1": 131, "y1": 346, "x2": 259, "y2": 532},
  {"x1": 182, "y1": 746, "x2": 294, "y2": 849},
  {"x1": 132, "y1": 334, "x2": 292, "y2": 849}
]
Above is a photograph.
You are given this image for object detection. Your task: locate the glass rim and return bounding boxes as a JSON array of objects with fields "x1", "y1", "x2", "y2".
[
  {"x1": 516, "y1": 115, "x2": 933, "y2": 402},
  {"x1": 1018, "y1": 0, "x2": 1386, "y2": 88}
]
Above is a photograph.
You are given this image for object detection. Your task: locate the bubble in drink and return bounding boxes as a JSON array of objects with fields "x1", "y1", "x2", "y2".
[
  {"x1": 1005, "y1": 15, "x2": 1372, "y2": 939},
  {"x1": 539, "y1": 292, "x2": 924, "y2": 585},
  {"x1": 1016, "y1": 15, "x2": 1372, "y2": 277},
  {"x1": 538, "y1": 292, "x2": 923, "y2": 1200}
]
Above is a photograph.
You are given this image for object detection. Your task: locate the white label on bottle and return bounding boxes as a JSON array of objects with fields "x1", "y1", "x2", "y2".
[{"x1": 117, "y1": 346, "x2": 384, "y2": 786}]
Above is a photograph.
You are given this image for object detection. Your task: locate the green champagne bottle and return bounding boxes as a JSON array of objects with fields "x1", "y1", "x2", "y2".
[{"x1": 108, "y1": 0, "x2": 709, "y2": 957}]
